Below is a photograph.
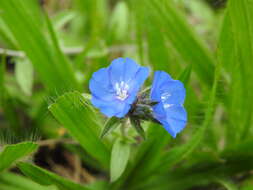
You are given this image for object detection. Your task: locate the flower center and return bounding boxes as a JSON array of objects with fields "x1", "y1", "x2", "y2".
[
  {"x1": 161, "y1": 92, "x2": 171, "y2": 102},
  {"x1": 115, "y1": 81, "x2": 129, "y2": 101},
  {"x1": 161, "y1": 92, "x2": 173, "y2": 109}
]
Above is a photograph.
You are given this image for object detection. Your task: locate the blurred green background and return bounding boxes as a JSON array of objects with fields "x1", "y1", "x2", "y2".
[{"x1": 0, "y1": 0, "x2": 253, "y2": 189}]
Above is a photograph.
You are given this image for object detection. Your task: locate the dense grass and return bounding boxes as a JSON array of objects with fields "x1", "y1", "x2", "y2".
[{"x1": 0, "y1": 0, "x2": 253, "y2": 189}]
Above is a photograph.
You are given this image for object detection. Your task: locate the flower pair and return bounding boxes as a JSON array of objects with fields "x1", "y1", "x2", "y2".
[{"x1": 89, "y1": 58, "x2": 187, "y2": 137}]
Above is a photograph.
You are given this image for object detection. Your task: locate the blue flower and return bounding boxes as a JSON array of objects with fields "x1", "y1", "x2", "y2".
[
  {"x1": 150, "y1": 71, "x2": 187, "y2": 137},
  {"x1": 89, "y1": 58, "x2": 149, "y2": 118}
]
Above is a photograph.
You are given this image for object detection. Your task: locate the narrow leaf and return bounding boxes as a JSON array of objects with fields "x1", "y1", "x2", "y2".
[
  {"x1": 100, "y1": 117, "x2": 121, "y2": 138},
  {"x1": 15, "y1": 58, "x2": 34, "y2": 96},
  {"x1": 0, "y1": 0, "x2": 79, "y2": 93},
  {"x1": 18, "y1": 162, "x2": 90, "y2": 190},
  {"x1": 49, "y1": 91, "x2": 110, "y2": 168},
  {"x1": 0, "y1": 142, "x2": 38, "y2": 172},
  {"x1": 178, "y1": 65, "x2": 192, "y2": 86},
  {"x1": 135, "y1": 0, "x2": 215, "y2": 87},
  {"x1": 130, "y1": 118, "x2": 145, "y2": 140},
  {"x1": 0, "y1": 172, "x2": 58, "y2": 190},
  {"x1": 226, "y1": 0, "x2": 253, "y2": 140},
  {"x1": 110, "y1": 139, "x2": 130, "y2": 182}
]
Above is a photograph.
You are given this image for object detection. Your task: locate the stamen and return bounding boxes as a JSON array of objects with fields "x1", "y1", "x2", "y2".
[{"x1": 115, "y1": 81, "x2": 129, "y2": 100}]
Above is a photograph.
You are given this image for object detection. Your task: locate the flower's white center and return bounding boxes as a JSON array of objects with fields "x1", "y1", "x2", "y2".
[
  {"x1": 115, "y1": 81, "x2": 129, "y2": 101},
  {"x1": 161, "y1": 92, "x2": 173, "y2": 109},
  {"x1": 161, "y1": 92, "x2": 171, "y2": 102}
]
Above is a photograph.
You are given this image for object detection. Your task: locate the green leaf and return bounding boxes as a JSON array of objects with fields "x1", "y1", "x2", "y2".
[
  {"x1": 178, "y1": 65, "x2": 192, "y2": 87},
  {"x1": 215, "y1": 178, "x2": 238, "y2": 190},
  {"x1": 0, "y1": 172, "x2": 58, "y2": 190},
  {"x1": 18, "y1": 162, "x2": 90, "y2": 190},
  {"x1": 108, "y1": 1, "x2": 129, "y2": 42},
  {"x1": 15, "y1": 58, "x2": 34, "y2": 96},
  {"x1": 49, "y1": 91, "x2": 110, "y2": 168},
  {"x1": 145, "y1": 11, "x2": 172, "y2": 73},
  {"x1": 135, "y1": 0, "x2": 215, "y2": 87},
  {"x1": 0, "y1": 0, "x2": 79, "y2": 94},
  {"x1": 52, "y1": 11, "x2": 76, "y2": 31},
  {"x1": 0, "y1": 142, "x2": 38, "y2": 172},
  {"x1": 100, "y1": 117, "x2": 121, "y2": 138},
  {"x1": 0, "y1": 18, "x2": 17, "y2": 48},
  {"x1": 226, "y1": 0, "x2": 253, "y2": 140},
  {"x1": 0, "y1": 55, "x2": 6, "y2": 102},
  {"x1": 0, "y1": 56, "x2": 21, "y2": 132},
  {"x1": 110, "y1": 139, "x2": 130, "y2": 182},
  {"x1": 119, "y1": 124, "x2": 170, "y2": 188}
]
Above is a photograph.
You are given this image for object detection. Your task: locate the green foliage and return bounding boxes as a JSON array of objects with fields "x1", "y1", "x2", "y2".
[
  {"x1": 49, "y1": 91, "x2": 110, "y2": 168},
  {"x1": 14, "y1": 58, "x2": 34, "y2": 96},
  {"x1": 18, "y1": 162, "x2": 91, "y2": 190},
  {"x1": 100, "y1": 117, "x2": 121, "y2": 139},
  {"x1": 110, "y1": 139, "x2": 130, "y2": 182},
  {"x1": 0, "y1": 0, "x2": 253, "y2": 189},
  {"x1": 0, "y1": 142, "x2": 38, "y2": 172},
  {"x1": 0, "y1": 172, "x2": 58, "y2": 190},
  {"x1": 0, "y1": 0, "x2": 79, "y2": 94}
]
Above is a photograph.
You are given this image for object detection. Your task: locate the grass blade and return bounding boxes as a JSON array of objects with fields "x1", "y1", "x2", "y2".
[
  {"x1": 135, "y1": 0, "x2": 215, "y2": 87},
  {"x1": 49, "y1": 91, "x2": 110, "y2": 168},
  {"x1": 0, "y1": 142, "x2": 38, "y2": 172},
  {"x1": 18, "y1": 162, "x2": 90, "y2": 190},
  {"x1": 0, "y1": 172, "x2": 57, "y2": 190},
  {"x1": 0, "y1": 0, "x2": 79, "y2": 93}
]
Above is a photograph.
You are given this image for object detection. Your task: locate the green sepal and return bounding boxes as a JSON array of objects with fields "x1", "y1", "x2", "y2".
[
  {"x1": 100, "y1": 117, "x2": 121, "y2": 139},
  {"x1": 130, "y1": 118, "x2": 146, "y2": 140}
]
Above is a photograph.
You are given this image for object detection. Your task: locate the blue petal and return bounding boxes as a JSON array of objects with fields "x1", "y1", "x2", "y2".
[
  {"x1": 160, "y1": 122, "x2": 177, "y2": 138},
  {"x1": 123, "y1": 58, "x2": 140, "y2": 82},
  {"x1": 151, "y1": 71, "x2": 173, "y2": 101},
  {"x1": 99, "y1": 107, "x2": 118, "y2": 117},
  {"x1": 151, "y1": 71, "x2": 187, "y2": 137},
  {"x1": 108, "y1": 57, "x2": 127, "y2": 85},
  {"x1": 91, "y1": 97, "x2": 131, "y2": 118},
  {"x1": 89, "y1": 79, "x2": 115, "y2": 101},
  {"x1": 165, "y1": 105, "x2": 187, "y2": 122},
  {"x1": 109, "y1": 57, "x2": 148, "y2": 86},
  {"x1": 152, "y1": 102, "x2": 167, "y2": 121},
  {"x1": 126, "y1": 66, "x2": 150, "y2": 104},
  {"x1": 164, "y1": 105, "x2": 187, "y2": 137},
  {"x1": 115, "y1": 104, "x2": 131, "y2": 118},
  {"x1": 89, "y1": 57, "x2": 149, "y2": 118},
  {"x1": 160, "y1": 80, "x2": 186, "y2": 105},
  {"x1": 91, "y1": 68, "x2": 111, "y2": 88}
]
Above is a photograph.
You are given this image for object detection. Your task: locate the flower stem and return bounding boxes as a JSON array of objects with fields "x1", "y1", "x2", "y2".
[{"x1": 120, "y1": 119, "x2": 128, "y2": 138}]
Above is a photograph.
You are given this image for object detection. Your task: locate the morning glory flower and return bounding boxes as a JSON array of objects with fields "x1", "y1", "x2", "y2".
[
  {"x1": 150, "y1": 71, "x2": 187, "y2": 137},
  {"x1": 89, "y1": 58, "x2": 149, "y2": 118}
]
